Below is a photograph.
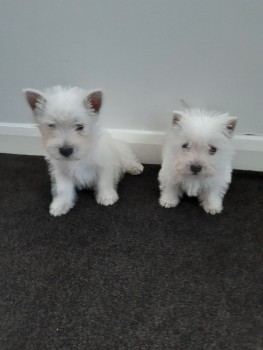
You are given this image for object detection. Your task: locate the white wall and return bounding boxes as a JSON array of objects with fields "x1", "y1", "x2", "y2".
[{"x1": 0, "y1": 0, "x2": 263, "y2": 134}]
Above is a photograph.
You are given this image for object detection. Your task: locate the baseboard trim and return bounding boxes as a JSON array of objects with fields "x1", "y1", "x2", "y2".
[{"x1": 0, "y1": 123, "x2": 263, "y2": 171}]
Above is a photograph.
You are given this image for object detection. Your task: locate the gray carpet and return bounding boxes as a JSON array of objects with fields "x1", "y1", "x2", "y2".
[{"x1": 0, "y1": 153, "x2": 262, "y2": 350}]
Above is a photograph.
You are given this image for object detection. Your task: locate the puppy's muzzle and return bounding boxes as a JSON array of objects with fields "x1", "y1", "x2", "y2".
[
  {"x1": 59, "y1": 147, "x2": 73, "y2": 158},
  {"x1": 190, "y1": 164, "x2": 202, "y2": 175}
]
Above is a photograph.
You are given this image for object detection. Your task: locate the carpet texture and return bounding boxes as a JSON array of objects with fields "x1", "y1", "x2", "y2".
[{"x1": 0, "y1": 153, "x2": 262, "y2": 350}]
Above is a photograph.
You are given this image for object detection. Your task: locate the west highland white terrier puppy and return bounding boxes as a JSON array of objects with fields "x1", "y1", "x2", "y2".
[
  {"x1": 159, "y1": 107, "x2": 238, "y2": 214},
  {"x1": 24, "y1": 86, "x2": 143, "y2": 216}
]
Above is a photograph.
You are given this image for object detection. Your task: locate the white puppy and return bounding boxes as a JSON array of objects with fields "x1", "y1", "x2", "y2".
[
  {"x1": 24, "y1": 86, "x2": 143, "y2": 216},
  {"x1": 159, "y1": 107, "x2": 238, "y2": 214}
]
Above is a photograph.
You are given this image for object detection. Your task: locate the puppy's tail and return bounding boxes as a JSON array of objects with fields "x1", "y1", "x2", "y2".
[{"x1": 180, "y1": 99, "x2": 191, "y2": 110}]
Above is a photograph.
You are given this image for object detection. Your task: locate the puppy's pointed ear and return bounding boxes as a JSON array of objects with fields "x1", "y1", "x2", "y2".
[
  {"x1": 172, "y1": 112, "x2": 183, "y2": 127},
  {"x1": 84, "y1": 91, "x2": 103, "y2": 114},
  {"x1": 23, "y1": 89, "x2": 46, "y2": 112},
  {"x1": 180, "y1": 99, "x2": 191, "y2": 110},
  {"x1": 223, "y1": 116, "x2": 238, "y2": 137}
]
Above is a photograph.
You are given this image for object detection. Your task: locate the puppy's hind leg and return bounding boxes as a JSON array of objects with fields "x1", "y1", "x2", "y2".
[{"x1": 116, "y1": 139, "x2": 144, "y2": 175}]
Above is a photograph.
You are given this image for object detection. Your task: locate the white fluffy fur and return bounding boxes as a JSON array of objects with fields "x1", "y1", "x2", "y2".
[
  {"x1": 24, "y1": 86, "x2": 143, "y2": 216},
  {"x1": 159, "y1": 108, "x2": 238, "y2": 214}
]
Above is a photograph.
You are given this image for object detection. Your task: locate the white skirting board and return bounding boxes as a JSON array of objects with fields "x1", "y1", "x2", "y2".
[{"x1": 0, "y1": 123, "x2": 263, "y2": 171}]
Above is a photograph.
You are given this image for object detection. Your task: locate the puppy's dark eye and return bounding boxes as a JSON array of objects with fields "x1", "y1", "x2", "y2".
[
  {"x1": 182, "y1": 143, "x2": 189, "y2": 149},
  {"x1": 48, "y1": 124, "x2": 55, "y2": 128},
  {"x1": 209, "y1": 146, "x2": 217, "y2": 155},
  {"x1": 75, "y1": 124, "x2": 84, "y2": 131}
]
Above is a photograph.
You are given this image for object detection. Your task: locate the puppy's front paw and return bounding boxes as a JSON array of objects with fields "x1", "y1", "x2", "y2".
[
  {"x1": 201, "y1": 203, "x2": 222, "y2": 215},
  {"x1": 127, "y1": 163, "x2": 144, "y2": 175},
  {"x1": 49, "y1": 198, "x2": 74, "y2": 217},
  {"x1": 159, "y1": 194, "x2": 179, "y2": 208},
  {"x1": 97, "y1": 189, "x2": 119, "y2": 206}
]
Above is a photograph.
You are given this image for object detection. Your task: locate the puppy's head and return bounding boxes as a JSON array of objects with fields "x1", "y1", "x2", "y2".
[
  {"x1": 170, "y1": 109, "x2": 238, "y2": 177},
  {"x1": 24, "y1": 86, "x2": 102, "y2": 160}
]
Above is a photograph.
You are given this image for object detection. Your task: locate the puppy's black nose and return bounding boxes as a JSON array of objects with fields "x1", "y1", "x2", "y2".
[
  {"x1": 190, "y1": 164, "x2": 202, "y2": 175},
  {"x1": 59, "y1": 147, "x2": 73, "y2": 157}
]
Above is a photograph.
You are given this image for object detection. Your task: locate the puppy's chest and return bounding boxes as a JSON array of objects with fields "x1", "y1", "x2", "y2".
[
  {"x1": 64, "y1": 161, "x2": 97, "y2": 188},
  {"x1": 181, "y1": 178, "x2": 206, "y2": 197}
]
